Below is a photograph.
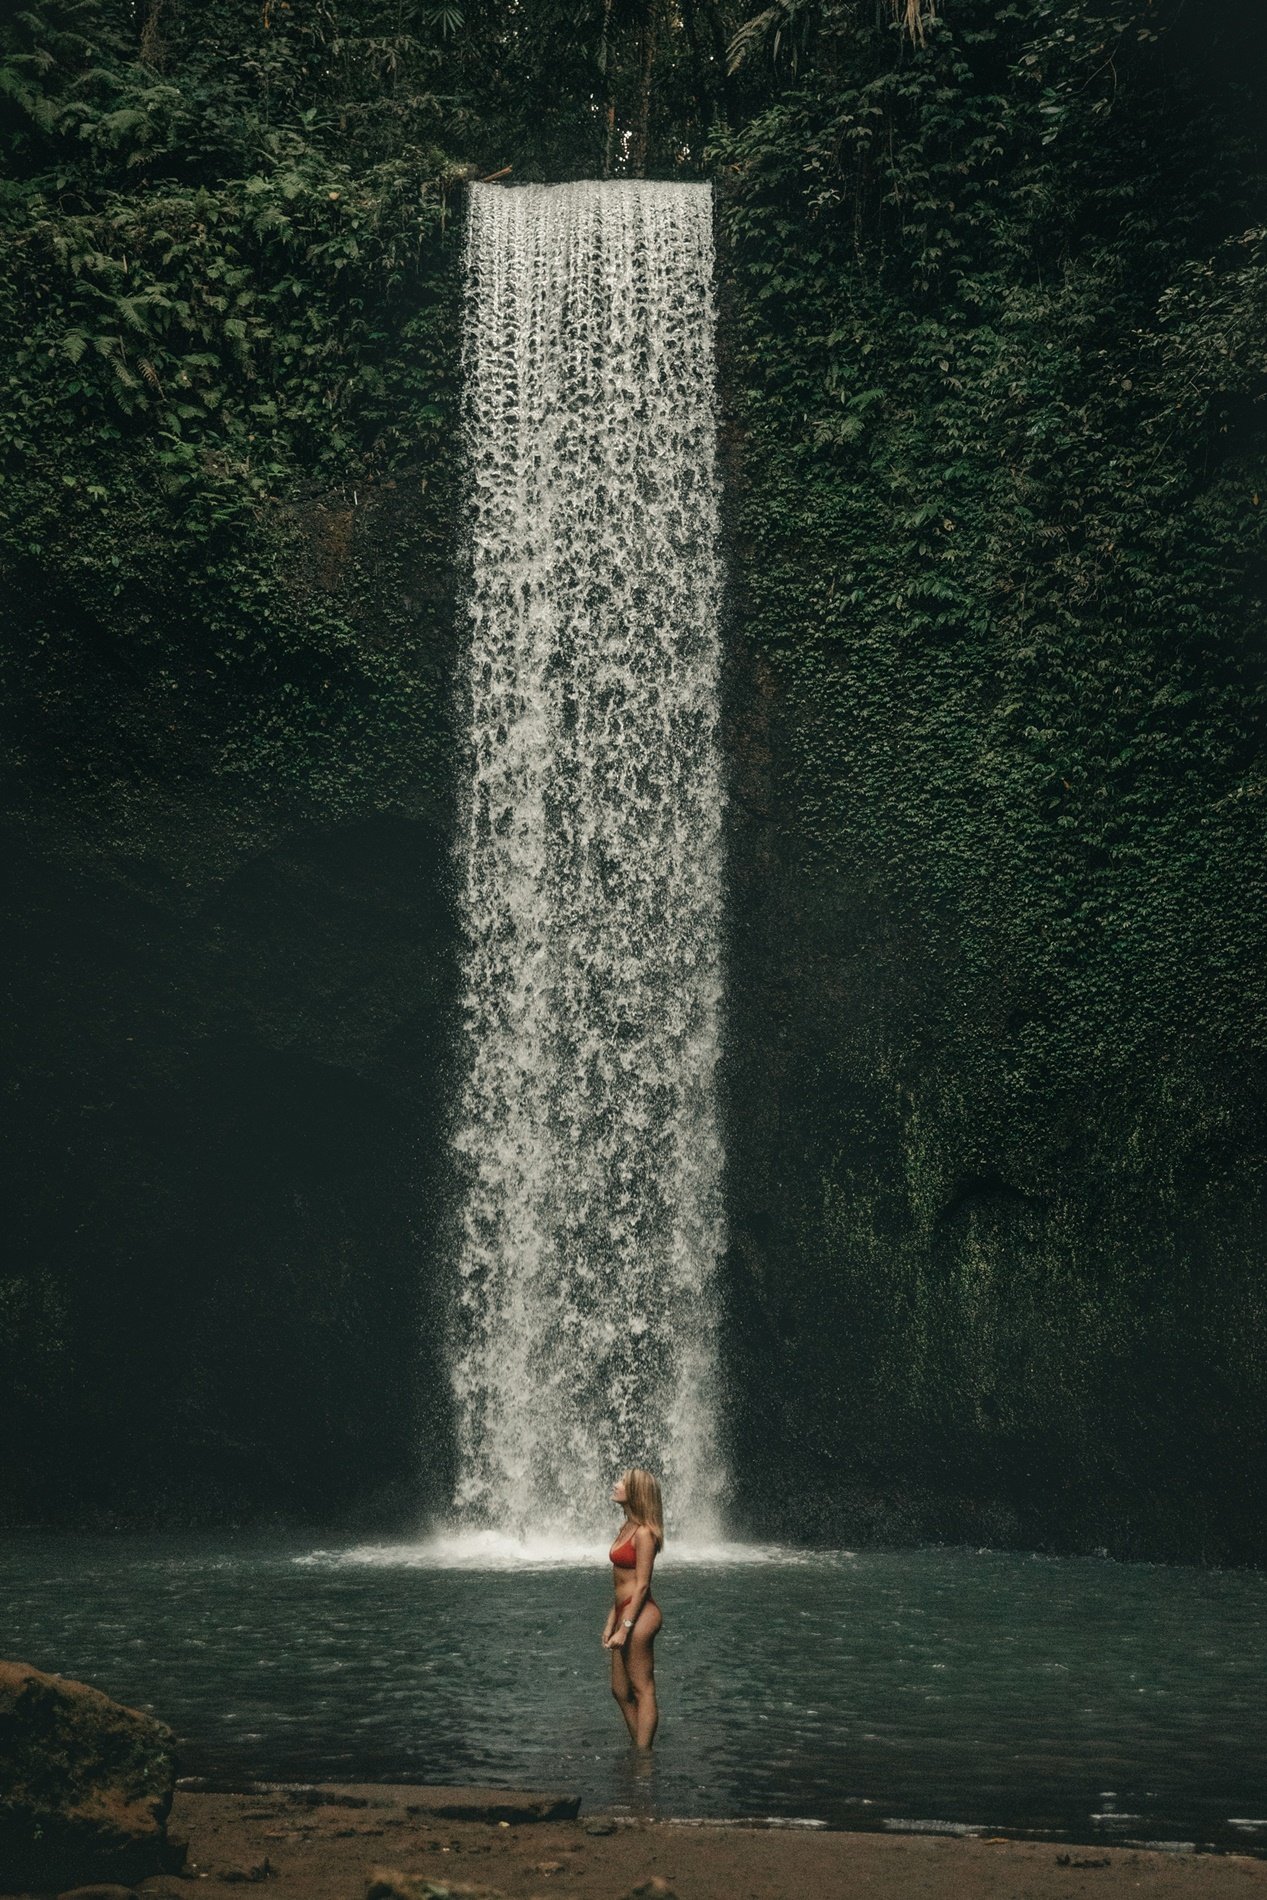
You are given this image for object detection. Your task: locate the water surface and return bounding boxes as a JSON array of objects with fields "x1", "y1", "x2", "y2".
[{"x1": 3, "y1": 1535, "x2": 1265, "y2": 1853}]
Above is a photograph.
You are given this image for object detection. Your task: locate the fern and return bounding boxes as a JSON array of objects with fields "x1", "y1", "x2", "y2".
[
  {"x1": 727, "y1": 6, "x2": 780, "y2": 75},
  {"x1": 115, "y1": 295, "x2": 150, "y2": 332},
  {"x1": 422, "y1": 5, "x2": 465, "y2": 37},
  {"x1": 96, "y1": 106, "x2": 152, "y2": 144},
  {"x1": 727, "y1": 0, "x2": 819, "y2": 77}
]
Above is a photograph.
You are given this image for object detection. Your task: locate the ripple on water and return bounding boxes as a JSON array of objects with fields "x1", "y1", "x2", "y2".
[{"x1": 2, "y1": 1535, "x2": 1265, "y2": 1853}]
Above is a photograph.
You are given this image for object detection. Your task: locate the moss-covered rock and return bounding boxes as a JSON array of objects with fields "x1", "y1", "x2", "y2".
[{"x1": 0, "y1": 1660, "x2": 178, "y2": 1889}]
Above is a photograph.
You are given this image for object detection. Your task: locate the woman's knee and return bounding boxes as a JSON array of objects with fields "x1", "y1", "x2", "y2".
[{"x1": 627, "y1": 1661, "x2": 655, "y2": 1696}]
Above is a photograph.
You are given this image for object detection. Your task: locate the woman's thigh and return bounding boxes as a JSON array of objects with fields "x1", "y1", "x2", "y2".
[{"x1": 625, "y1": 1604, "x2": 662, "y2": 1691}]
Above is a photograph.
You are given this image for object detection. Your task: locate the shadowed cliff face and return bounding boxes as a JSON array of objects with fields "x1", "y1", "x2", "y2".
[
  {"x1": 718, "y1": 476, "x2": 1267, "y2": 1564},
  {"x1": 0, "y1": 438, "x2": 465, "y2": 1528},
  {"x1": 1, "y1": 811, "x2": 459, "y2": 1526},
  {"x1": 704, "y1": 1, "x2": 1267, "y2": 1563},
  {"x1": 722, "y1": 633, "x2": 1267, "y2": 1562}
]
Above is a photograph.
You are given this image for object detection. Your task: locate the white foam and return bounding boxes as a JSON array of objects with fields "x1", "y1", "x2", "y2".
[
  {"x1": 665, "y1": 1817, "x2": 829, "y2": 1831},
  {"x1": 882, "y1": 1819, "x2": 986, "y2": 1837},
  {"x1": 294, "y1": 1531, "x2": 847, "y2": 1572}
]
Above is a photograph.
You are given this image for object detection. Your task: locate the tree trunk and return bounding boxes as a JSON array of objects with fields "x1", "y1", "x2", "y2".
[
  {"x1": 634, "y1": 0, "x2": 658, "y2": 178},
  {"x1": 679, "y1": 0, "x2": 710, "y2": 144},
  {"x1": 698, "y1": 0, "x2": 737, "y2": 123},
  {"x1": 600, "y1": 0, "x2": 617, "y2": 178},
  {"x1": 139, "y1": 0, "x2": 165, "y2": 66}
]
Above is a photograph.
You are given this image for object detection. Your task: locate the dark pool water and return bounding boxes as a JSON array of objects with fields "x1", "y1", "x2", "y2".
[{"x1": 3, "y1": 1534, "x2": 1266, "y2": 1852}]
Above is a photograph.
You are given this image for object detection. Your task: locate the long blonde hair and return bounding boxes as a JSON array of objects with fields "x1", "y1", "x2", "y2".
[{"x1": 623, "y1": 1467, "x2": 665, "y2": 1550}]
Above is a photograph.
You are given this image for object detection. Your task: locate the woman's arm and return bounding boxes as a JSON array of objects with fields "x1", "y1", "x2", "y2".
[{"x1": 608, "y1": 1528, "x2": 655, "y2": 1647}]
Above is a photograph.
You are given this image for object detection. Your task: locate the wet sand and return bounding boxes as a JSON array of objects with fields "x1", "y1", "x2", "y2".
[{"x1": 133, "y1": 1785, "x2": 1267, "y2": 1900}]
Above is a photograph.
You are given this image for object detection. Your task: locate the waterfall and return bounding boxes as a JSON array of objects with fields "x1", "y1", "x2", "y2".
[{"x1": 449, "y1": 181, "x2": 726, "y2": 1545}]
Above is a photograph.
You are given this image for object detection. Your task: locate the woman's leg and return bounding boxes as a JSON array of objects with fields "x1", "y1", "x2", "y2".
[
  {"x1": 624, "y1": 1602, "x2": 662, "y2": 1749},
  {"x1": 610, "y1": 1640, "x2": 639, "y2": 1741}
]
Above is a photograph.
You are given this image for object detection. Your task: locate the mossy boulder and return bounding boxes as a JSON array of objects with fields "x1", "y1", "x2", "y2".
[{"x1": 0, "y1": 1660, "x2": 177, "y2": 1891}]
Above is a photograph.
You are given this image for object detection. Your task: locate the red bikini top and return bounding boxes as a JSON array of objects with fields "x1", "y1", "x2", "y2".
[{"x1": 609, "y1": 1528, "x2": 638, "y2": 1568}]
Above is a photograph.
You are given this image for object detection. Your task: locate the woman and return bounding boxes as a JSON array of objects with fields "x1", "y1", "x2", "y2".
[{"x1": 602, "y1": 1467, "x2": 664, "y2": 1749}]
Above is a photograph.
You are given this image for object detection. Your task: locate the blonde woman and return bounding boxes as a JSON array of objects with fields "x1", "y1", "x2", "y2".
[{"x1": 601, "y1": 1467, "x2": 665, "y2": 1748}]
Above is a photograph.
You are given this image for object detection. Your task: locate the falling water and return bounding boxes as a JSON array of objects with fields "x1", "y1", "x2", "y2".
[{"x1": 449, "y1": 181, "x2": 726, "y2": 1544}]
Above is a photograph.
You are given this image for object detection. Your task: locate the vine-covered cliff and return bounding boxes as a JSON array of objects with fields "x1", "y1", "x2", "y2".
[
  {"x1": 716, "y1": 6, "x2": 1267, "y2": 1559},
  {"x1": 2, "y1": 0, "x2": 1263, "y2": 1556}
]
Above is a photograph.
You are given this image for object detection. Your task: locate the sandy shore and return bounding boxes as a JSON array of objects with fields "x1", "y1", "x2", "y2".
[{"x1": 101, "y1": 1784, "x2": 1267, "y2": 1900}]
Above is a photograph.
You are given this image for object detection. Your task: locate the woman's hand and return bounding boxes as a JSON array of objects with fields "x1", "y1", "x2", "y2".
[{"x1": 607, "y1": 1625, "x2": 628, "y2": 1650}]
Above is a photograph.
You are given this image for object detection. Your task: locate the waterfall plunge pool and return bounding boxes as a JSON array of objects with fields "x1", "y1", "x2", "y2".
[{"x1": 3, "y1": 1535, "x2": 1266, "y2": 1854}]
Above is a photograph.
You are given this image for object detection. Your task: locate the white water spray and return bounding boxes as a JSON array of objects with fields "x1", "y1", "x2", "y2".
[{"x1": 449, "y1": 180, "x2": 726, "y2": 1544}]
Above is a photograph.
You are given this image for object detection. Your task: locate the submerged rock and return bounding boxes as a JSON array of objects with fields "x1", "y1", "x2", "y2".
[
  {"x1": 56, "y1": 1888, "x2": 139, "y2": 1900},
  {"x1": 365, "y1": 1872, "x2": 501, "y2": 1900},
  {"x1": 0, "y1": 1659, "x2": 177, "y2": 1890}
]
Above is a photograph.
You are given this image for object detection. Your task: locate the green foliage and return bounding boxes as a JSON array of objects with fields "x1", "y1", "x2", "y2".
[
  {"x1": 715, "y1": 0, "x2": 1267, "y2": 1552},
  {"x1": 0, "y1": 0, "x2": 464, "y2": 873},
  {"x1": 718, "y1": 0, "x2": 1267, "y2": 1060}
]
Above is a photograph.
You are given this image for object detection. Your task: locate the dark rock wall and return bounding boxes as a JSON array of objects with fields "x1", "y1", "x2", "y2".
[
  {"x1": 3, "y1": 814, "x2": 457, "y2": 1524},
  {"x1": 1, "y1": 464, "x2": 464, "y2": 1526},
  {"x1": 713, "y1": 7, "x2": 1267, "y2": 1561},
  {"x1": 2, "y1": 1, "x2": 1265, "y2": 1559}
]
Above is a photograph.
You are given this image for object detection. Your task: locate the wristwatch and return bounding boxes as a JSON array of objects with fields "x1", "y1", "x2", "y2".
[{"x1": 622, "y1": 1618, "x2": 634, "y2": 1628}]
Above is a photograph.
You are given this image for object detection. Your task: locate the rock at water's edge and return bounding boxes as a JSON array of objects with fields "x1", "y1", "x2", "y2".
[
  {"x1": 55, "y1": 1887, "x2": 139, "y2": 1900},
  {"x1": 0, "y1": 1659, "x2": 177, "y2": 1891},
  {"x1": 366, "y1": 1872, "x2": 499, "y2": 1900}
]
